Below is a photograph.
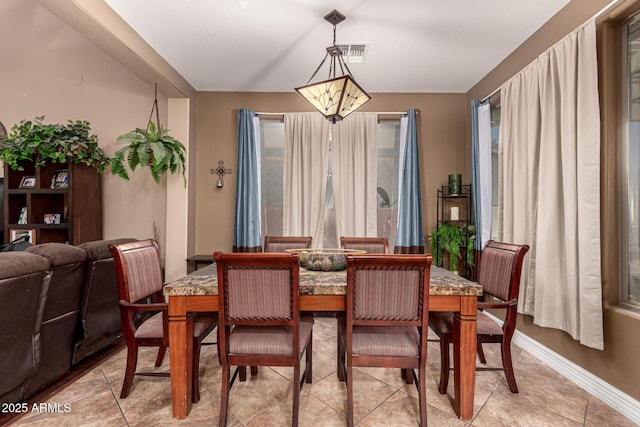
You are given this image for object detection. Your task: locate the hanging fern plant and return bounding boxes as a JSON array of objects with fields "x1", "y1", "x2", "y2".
[
  {"x1": 110, "y1": 120, "x2": 186, "y2": 184},
  {"x1": 110, "y1": 84, "x2": 186, "y2": 185}
]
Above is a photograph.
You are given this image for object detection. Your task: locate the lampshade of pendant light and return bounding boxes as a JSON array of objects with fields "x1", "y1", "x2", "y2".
[{"x1": 295, "y1": 9, "x2": 371, "y2": 123}]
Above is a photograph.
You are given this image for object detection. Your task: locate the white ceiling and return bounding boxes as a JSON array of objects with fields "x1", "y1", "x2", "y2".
[{"x1": 103, "y1": 0, "x2": 571, "y2": 93}]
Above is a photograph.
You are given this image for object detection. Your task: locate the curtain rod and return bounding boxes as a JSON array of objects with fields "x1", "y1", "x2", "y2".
[
  {"x1": 480, "y1": 86, "x2": 500, "y2": 103},
  {"x1": 254, "y1": 111, "x2": 409, "y2": 116},
  {"x1": 594, "y1": 0, "x2": 622, "y2": 19},
  {"x1": 479, "y1": 0, "x2": 621, "y2": 103}
]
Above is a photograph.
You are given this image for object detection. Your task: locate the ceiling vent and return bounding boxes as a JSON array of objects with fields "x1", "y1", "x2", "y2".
[{"x1": 336, "y1": 43, "x2": 369, "y2": 64}]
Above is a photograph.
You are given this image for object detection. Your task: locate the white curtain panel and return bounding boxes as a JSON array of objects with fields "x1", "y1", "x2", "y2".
[
  {"x1": 283, "y1": 113, "x2": 330, "y2": 247},
  {"x1": 477, "y1": 102, "x2": 492, "y2": 248},
  {"x1": 331, "y1": 113, "x2": 378, "y2": 240},
  {"x1": 499, "y1": 19, "x2": 603, "y2": 349}
]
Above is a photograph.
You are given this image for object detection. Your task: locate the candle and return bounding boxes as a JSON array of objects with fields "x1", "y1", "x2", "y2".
[{"x1": 450, "y1": 206, "x2": 459, "y2": 221}]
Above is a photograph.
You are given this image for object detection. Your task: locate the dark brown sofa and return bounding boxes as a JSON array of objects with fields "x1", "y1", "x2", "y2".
[
  {"x1": 0, "y1": 238, "x2": 138, "y2": 404},
  {"x1": 0, "y1": 252, "x2": 51, "y2": 404},
  {"x1": 24, "y1": 243, "x2": 88, "y2": 395},
  {"x1": 72, "y1": 238, "x2": 138, "y2": 364}
]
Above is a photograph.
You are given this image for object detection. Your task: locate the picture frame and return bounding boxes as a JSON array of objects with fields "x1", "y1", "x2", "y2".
[
  {"x1": 43, "y1": 213, "x2": 61, "y2": 224},
  {"x1": 51, "y1": 169, "x2": 69, "y2": 189},
  {"x1": 10, "y1": 228, "x2": 36, "y2": 245},
  {"x1": 19, "y1": 176, "x2": 36, "y2": 189}
]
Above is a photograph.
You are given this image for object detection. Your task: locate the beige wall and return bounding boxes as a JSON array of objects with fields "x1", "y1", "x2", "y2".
[
  {"x1": 194, "y1": 92, "x2": 467, "y2": 255},
  {"x1": 0, "y1": 0, "x2": 168, "y2": 246},
  {"x1": 467, "y1": 0, "x2": 640, "y2": 401}
]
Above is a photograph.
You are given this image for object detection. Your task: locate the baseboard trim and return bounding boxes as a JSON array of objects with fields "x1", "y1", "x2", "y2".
[{"x1": 484, "y1": 312, "x2": 640, "y2": 425}]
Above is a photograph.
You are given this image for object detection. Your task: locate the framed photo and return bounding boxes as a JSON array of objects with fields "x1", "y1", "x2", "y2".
[
  {"x1": 51, "y1": 169, "x2": 69, "y2": 189},
  {"x1": 19, "y1": 176, "x2": 36, "y2": 189},
  {"x1": 10, "y1": 228, "x2": 36, "y2": 245},
  {"x1": 43, "y1": 213, "x2": 61, "y2": 224}
]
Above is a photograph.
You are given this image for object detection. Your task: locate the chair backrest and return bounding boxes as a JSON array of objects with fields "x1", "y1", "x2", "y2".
[
  {"x1": 340, "y1": 237, "x2": 388, "y2": 254},
  {"x1": 263, "y1": 236, "x2": 312, "y2": 253},
  {"x1": 109, "y1": 239, "x2": 164, "y2": 304},
  {"x1": 214, "y1": 252, "x2": 299, "y2": 327},
  {"x1": 478, "y1": 240, "x2": 530, "y2": 302},
  {"x1": 346, "y1": 254, "x2": 432, "y2": 327}
]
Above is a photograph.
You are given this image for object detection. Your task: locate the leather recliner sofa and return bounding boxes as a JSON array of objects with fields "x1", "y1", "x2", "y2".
[
  {"x1": 73, "y1": 238, "x2": 137, "y2": 364},
  {"x1": 0, "y1": 238, "x2": 138, "y2": 404},
  {"x1": 0, "y1": 252, "x2": 52, "y2": 404},
  {"x1": 24, "y1": 243, "x2": 88, "y2": 395}
]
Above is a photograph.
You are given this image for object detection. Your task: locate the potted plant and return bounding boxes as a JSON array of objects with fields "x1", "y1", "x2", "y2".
[
  {"x1": 110, "y1": 120, "x2": 186, "y2": 185},
  {"x1": 429, "y1": 223, "x2": 476, "y2": 272},
  {"x1": 0, "y1": 116, "x2": 110, "y2": 172}
]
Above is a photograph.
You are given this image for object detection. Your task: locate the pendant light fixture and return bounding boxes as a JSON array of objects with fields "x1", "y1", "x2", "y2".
[{"x1": 295, "y1": 9, "x2": 371, "y2": 123}]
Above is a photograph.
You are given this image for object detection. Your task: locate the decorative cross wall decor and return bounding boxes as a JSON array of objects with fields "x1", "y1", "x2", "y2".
[{"x1": 210, "y1": 160, "x2": 232, "y2": 188}]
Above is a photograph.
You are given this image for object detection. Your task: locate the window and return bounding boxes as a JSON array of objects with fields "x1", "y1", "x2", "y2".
[
  {"x1": 622, "y1": 14, "x2": 640, "y2": 308},
  {"x1": 259, "y1": 119, "x2": 285, "y2": 238},
  {"x1": 259, "y1": 117, "x2": 400, "y2": 249},
  {"x1": 375, "y1": 120, "x2": 401, "y2": 249},
  {"x1": 490, "y1": 105, "x2": 501, "y2": 241}
]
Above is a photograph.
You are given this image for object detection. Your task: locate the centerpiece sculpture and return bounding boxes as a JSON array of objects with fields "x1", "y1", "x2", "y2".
[{"x1": 286, "y1": 248, "x2": 366, "y2": 271}]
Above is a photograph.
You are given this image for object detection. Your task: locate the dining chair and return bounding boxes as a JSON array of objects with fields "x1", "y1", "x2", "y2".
[
  {"x1": 239, "y1": 236, "x2": 312, "y2": 381},
  {"x1": 339, "y1": 237, "x2": 400, "y2": 380},
  {"x1": 109, "y1": 239, "x2": 218, "y2": 402},
  {"x1": 340, "y1": 236, "x2": 388, "y2": 254},
  {"x1": 429, "y1": 240, "x2": 529, "y2": 394},
  {"x1": 263, "y1": 236, "x2": 312, "y2": 252},
  {"x1": 214, "y1": 252, "x2": 313, "y2": 427},
  {"x1": 338, "y1": 254, "x2": 432, "y2": 426}
]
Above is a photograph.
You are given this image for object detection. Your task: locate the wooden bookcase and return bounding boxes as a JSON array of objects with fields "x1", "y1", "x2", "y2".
[{"x1": 3, "y1": 160, "x2": 102, "y2": 245}]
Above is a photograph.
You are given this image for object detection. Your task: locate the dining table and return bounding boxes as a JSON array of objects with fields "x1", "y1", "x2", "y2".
[{"x1": 163, "y1": 262, "x2": 482, "y2": 420}]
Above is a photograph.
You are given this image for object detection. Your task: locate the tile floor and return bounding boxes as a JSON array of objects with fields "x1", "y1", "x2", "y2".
[{"x1": 4, "y1": 315, "x2": 637, "y2": 426}]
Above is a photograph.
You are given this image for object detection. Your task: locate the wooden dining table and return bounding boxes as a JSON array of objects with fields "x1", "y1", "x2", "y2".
[{"x1": 163, "y1": 263, "x2": 482, "y2": 420}]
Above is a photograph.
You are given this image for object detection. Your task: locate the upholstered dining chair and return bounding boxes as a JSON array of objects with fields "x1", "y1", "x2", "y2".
[
  {"x1": 214, "y1": 252, "x2": 313, "y2": 427},
  {"x1": 340, "y1": 236, "x2": 389, "y2": 254},
  {"x1": 109, "y1": 239, "x2": 217, "y2": 402},
  {"x1": 240, "y1": 236, "x2": 312, "y2": 381},
  {"x1": 263, "y1": 236, "x2": 312, "y2": 252},
  {"x1": 338, "y1": 254, "x2": 432, "y2": 427},
  {"x1": 429, "y1": 240, "x2": 529, "y2": 394}
]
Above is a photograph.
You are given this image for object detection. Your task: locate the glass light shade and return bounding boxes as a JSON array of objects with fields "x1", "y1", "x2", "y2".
[{"x1": 296, "y1": 75, "x2": 371, "y2": 122}]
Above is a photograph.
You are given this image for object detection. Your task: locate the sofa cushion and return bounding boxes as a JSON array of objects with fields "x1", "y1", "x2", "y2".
[
  {"x1": 0, "y1": 252, "x2": 50, "y2": 280},
  {"x1": 26, "y1": 243, "x2": 87, "y2": 267},
  {"x1": 78, "y1": 238, "x2": 138, "y2": 261}
]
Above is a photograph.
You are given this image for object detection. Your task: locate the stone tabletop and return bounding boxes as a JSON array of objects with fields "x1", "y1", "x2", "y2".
[{"x1": 163, "y1": 263, "x2": 482, "y2": 297}]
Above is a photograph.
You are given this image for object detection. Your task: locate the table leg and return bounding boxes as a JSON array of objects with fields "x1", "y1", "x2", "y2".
[
  {"x1": 453, "y1": 295, "x2": 477, "y2": 420},
  {"x1": 169, "y1": 296, "x2": 194, "y2": 419}
]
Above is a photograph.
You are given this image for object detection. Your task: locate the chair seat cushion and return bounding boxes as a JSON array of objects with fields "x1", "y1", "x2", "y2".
[
  {"x1": 135, "y1": 312, "x2": 217, "y2": 339},
  {"x1": 352, "y1": 326, "x2": 420, "y2": 357},
  {"x1": 193, "y1": 313, "x2": 218, "y2": 337},
  {"x1": 229, "y1": 316, "x2": 313, "y2": 356},
  {"x1": 476, "y1": 311, "x2": 504, "y2": 336},
  {"x1": 135, "y1": 312, "x2": 164, "y2": 339},
  {"x1": 429, "y1": 310, "x2": 504, "y2": 337}
]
